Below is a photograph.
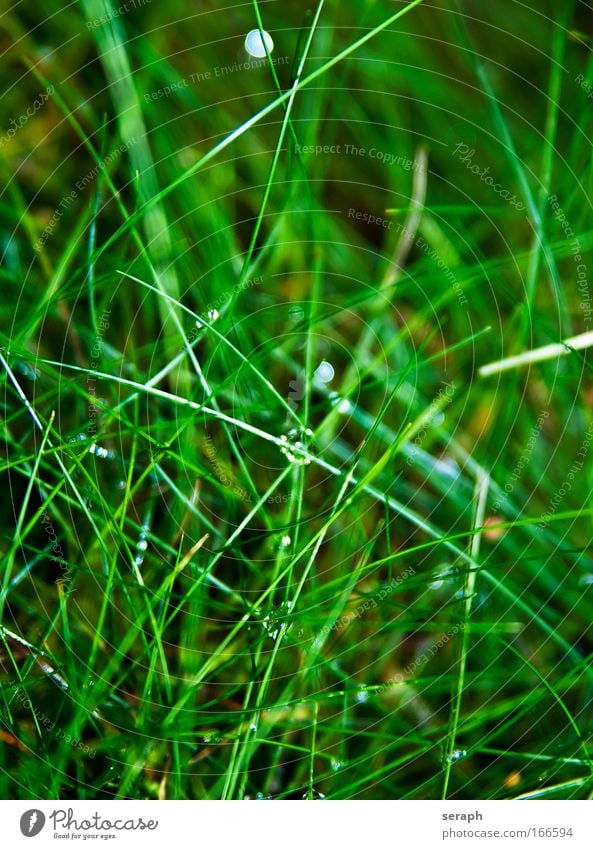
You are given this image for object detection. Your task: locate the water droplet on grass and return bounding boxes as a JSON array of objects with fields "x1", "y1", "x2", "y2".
[
  {"x1": 280, "y1": 426, "x2": 313, "y2": 466},
  {"x1": 446, "y1": 749, "x2": 467, "y2": 764},
  {"x1": 314, "y1": 360, "x2": 335, "y2": 383},
  {"x1": 301, "y1": 789, "x2": 325, "y2": 800},
  {"x1": 89, "y1": 442, "x2": 114, "y2": 460},
  {"x1": 245, "y1": 29, "x2": 274, "y2": 58}
]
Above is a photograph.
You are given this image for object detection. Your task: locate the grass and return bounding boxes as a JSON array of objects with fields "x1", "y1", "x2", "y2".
[{"x1": 1, "y1": 0, "x2": 593, "y2": 801}]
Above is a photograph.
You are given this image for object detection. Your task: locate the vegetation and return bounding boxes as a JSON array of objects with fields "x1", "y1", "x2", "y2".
[{"x1": 1, "y1": 0, "x2": 593, "y2": 800}]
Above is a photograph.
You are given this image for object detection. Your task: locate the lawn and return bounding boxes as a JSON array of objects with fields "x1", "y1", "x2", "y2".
[{"x1": 1, "y1": 0, "x2": 593, "y2": 801}]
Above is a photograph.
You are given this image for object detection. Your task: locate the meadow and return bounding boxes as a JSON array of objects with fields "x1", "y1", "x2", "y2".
[{"x1": 1, "y1": 0, "x2": 593, "y2": 801}]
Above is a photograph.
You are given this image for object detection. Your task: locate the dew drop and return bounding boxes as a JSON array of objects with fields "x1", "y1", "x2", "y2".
[
  {"x1": 314, "y1": 360, "x2": 335, "y2": 384},
  {"x1": 301, "y1": 789, "x2": 325, "y2": 800},
  {"x1": 280, "y1": 426, "x2": 313, "y2": 466},
  {"x1": 89, "y1": 442, "x2": 114, "y2": 460},
  {"x1": 245, "y1": 29, "x2": 274, "y2": 58},
  {"x1": 134, "y1": 526, "x2": 150, "y2": 567}
]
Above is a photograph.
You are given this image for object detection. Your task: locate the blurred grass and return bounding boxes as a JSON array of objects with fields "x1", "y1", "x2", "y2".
[{"x1": 1, "y1": 0, "x2": 593, "y2": 800}]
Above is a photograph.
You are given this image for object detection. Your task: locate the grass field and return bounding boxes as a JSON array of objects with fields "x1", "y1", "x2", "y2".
[{"x1": 2, "y1": 0, "x2": 593, "y2": 801}]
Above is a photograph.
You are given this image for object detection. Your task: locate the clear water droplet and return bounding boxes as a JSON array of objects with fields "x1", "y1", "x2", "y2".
[
  {"x1": 245, "y1": 29, "x2": 274, "y2": 58},
  {"x1": 301, "y1": 789, "x2": 325, "y2": 800},
  {"x1": 280, "y1": 425, "x2": 313, "y2": 466},
  {"x1": 337, "y1": 397, "x2": 353, "y2": 415},
  {"x1": 89, "y1": 442, "x2": 114, "y2": 460},
  {"x1": 68, "y1": 433, "x2": 87, "y2": 444},
  {"x1": 355, "y1": 688, "x2": 368, "y2": 704},
  {"x1": 134, "y1": 526, "x2": 150, "y2": 567},
  {"x1": 314, "y1": 360, "x2": 335, "y2": 384},
  {"x1": 207, "y1": 308, "x2": 219, "y2": 322},
  {"x1": 281, "y1": 535, "x2": 291, "y2": 547}
]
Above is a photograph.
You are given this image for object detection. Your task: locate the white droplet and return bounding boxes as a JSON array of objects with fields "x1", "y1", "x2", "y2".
[
  {"x1": 207, "y1": 308, "x2": 219, "y2": 322},
  {"x1": 449, "y1": 749, "x2": 467, "y2": 763},
  {"x1": 245, "y1": 29, "x2": 274, "y2": 58},
  {"x1": 137, "y1": 538, "x2": 148, "y2": 552},
  {"x1": 314, "y1": 360, "x2": 335, "y2": 384},
  {"x1": 355, "y1": 689, "x2": 368, "y2": 704},
  {"x1": 69, "y1": 433, "x2": 86, "y2": 443},
  {"x1": 280, "y1": 425, "x2": 313, "y2": 466},
  {"x1": 432, "y1": 411, "x2": 445, "y2": 427},
  {"x1": 337, "y1": 398, "x2": 353, "y2": 415},
  {"x1": 281, "y1": 535, "x2": 291, "y2": 547},
  {"x1": 89, "y1": 442, "x2": 113, "y2": 459},
  {"x1": 301, "y1": 789, "x2": 325, "y2": 800}
]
